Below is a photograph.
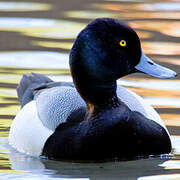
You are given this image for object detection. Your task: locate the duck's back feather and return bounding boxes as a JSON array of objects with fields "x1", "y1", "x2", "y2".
[
  {"x1": 17, "y1": 73, "x2": 73, "y2": 108},
  {"x1": 17, "y1": 73, "x2": 53, "y2": 108}
]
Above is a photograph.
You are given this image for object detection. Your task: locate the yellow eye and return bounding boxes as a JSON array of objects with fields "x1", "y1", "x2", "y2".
[{"x1": 119, "y1": 40, "x2": 126, "y2": 47}]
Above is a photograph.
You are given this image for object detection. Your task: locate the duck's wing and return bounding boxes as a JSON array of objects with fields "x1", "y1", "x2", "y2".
[
  {"x1": 35, "y1": 85, "x2": 86, "y2": 131},
  {"x1": 17, "y1": 73, "x2": 86, "y2": 130},
  {"x1": 117, "y1": 85, "x2": 169, "y2": 135},
  {"x1": 17, "y1": 73, "x2": 74, "y2": 108}
]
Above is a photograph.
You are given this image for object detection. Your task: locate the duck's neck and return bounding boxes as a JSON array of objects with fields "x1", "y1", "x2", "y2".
[
  {"x1": 72, "y1": 73, "x2": 120, "y2": 116},
  {"x1": 87, "y1": 94, "x2": 121, "y2": 117}
]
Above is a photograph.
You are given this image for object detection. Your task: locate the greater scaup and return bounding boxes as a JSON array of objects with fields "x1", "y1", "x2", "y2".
[{"x1": 9, "y1": 18, "x2": 177, "y2": 160}]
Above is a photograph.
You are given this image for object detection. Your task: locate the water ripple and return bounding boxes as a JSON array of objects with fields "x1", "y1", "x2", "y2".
[
  {"x1": 0, "y1": 51, "x2": 69, "y2": 69},
  {"x1": 0, "y1": 2, "x2": 51, "y2": 12}
]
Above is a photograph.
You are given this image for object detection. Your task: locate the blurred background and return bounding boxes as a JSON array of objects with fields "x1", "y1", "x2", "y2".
[{"x1": 0, "y1": 0, "x2": 179, "y2": 179}]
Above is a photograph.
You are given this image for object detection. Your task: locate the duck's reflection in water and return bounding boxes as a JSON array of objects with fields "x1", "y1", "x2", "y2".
[{"x1": 8, "y1": 148, "x2": 173, "y2": 180}]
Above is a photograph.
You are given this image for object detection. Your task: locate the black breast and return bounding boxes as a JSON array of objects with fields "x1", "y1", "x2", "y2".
[{"x1": 42, "y1": 105, "x2": 171, "y2": 161}]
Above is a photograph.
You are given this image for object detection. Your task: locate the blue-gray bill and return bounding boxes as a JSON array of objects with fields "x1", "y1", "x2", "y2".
[{"x1": 135, "y1": 51, "x2": 177, "y2": 79}]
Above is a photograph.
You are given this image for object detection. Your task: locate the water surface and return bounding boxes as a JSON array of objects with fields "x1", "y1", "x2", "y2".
[{"x1": 0, "y1": 0, "x2": 180, "y2": 179}]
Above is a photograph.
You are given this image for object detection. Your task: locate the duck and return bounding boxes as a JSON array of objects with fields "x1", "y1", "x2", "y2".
[{"x1": 8, "y1": 18, "x2": 177, "y2": 161}]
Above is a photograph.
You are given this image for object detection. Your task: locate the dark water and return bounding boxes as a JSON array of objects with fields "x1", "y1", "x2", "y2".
[{"x1": 0, "y1": 0, "x2": 180, "y2": 179}]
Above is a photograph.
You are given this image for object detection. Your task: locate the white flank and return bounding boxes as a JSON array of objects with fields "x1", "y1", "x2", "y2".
[{"x1": 8, "y1": 100, "x2": 53, "y2": 156}]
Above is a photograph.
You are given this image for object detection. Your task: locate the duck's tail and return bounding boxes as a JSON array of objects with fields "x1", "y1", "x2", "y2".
[{"x1": 17, "y1": 73, "x2": 53, "y2": 108}]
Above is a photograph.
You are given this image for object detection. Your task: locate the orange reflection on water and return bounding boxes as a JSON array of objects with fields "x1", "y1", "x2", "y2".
[
  {"x1": 161, "y1": 114, "x2": 180, "y2": 127},
  {"x1": 129, "y1": 21, "x2": 180, "y2": 37},
  {"x1": 127, "y1": 87, "x2": 180, "y2": 98},
  {"x1": 95, "y1": 2, "x2": 180, "y2": 12},
  {"x1": 142, "y1": 42, "x2": 180, "y2": 55},
  {"x1": 157, "y1": 57, "x2": 180, "y2": 66},
  {"x1": 116, "y1": 12, "x2": 180, "y2": 19},
  {"x1": 153, "y1": 105, "x2": 180, "y2": 109},
  {"x1": 94, "y1": 3, "x2": 140, "y2": 12}
]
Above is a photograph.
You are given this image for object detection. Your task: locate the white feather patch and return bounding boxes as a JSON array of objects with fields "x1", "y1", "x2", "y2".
[{"x1": 8, "y1": 100, "x2": 53, "y2": 156}]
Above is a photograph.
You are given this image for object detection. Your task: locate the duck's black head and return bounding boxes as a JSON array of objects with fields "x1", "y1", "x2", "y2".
[
  {"x1": 70, "y1": 18, "x2": 141, "y2": 81},
  {"x1": 70, "y1": 18, "x2": 176, "y2": 105}
]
